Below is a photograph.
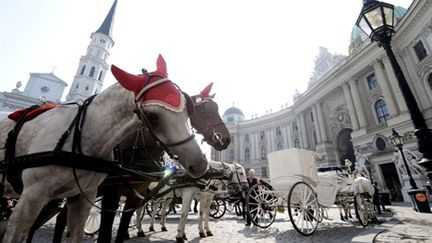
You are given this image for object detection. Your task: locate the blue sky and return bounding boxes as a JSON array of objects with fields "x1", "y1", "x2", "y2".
[{"x1": 0, "y1": 0, "x2": 412, "y2": 119}]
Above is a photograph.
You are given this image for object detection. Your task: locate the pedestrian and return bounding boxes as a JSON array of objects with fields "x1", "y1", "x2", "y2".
[
  {"x1": 245, "y1": 168, "x2": 260, "y2": 226},
  {"x1": 372, "y1": 183, "x2": 386, "y2": 214}
]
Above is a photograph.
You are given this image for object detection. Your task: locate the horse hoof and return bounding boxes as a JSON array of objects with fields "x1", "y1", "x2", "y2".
[
  {"x1": 149, "y1": 226, "x2": 155, "y2": 231},
  {"x1": 176, "y1": 237, "x2": 185, "y2": 243},
  {"x1": 199, "y1": 232, "x2": 206, "y2": 238},
  {"x1": 137, "y1": 231, "x2": 145, "y2": 237},
  {"x1": 206, "y1": 231, "x2": 213, "y2": 237},
  {"x1": 183, "y1": 234, "x2": 188, "y2": 240},
  {"x1": 161, "y1": 227, "x2": 168, "y2": 232}
]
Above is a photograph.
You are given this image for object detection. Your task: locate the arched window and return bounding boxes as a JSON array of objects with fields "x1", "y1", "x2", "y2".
[
  {"x1": 294, "y1": 138, "x2": 300, "y2": 149},
  {"x1": 277, "y1": 143, "x2": 283, "y2": 151},
  {"x1": 89, "y1": 67, "x2": 96, "y2": 77},
  {"x1": 98, "y1": 71, "x2": 103, "y2": 81},
  {"x1": 229, "y1": 149, "x2": 235, "y2": 162},
  {"x1": 260, "y1": 146, "x2": 266, "y2": 160},
  {"x1": 375, "y1": 99, "x2": 389, "y2": 123},
  {"x1": 245, "y1": 148, "x2": 250, "y2": 161},
  {"x1": 80, "y1": 65, "x2": 86, "y2": 75}
]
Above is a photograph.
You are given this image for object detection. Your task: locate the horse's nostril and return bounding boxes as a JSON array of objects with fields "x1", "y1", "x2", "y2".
[{"x1": 225, "y1": 137, "x2": 231, "y2": 144}]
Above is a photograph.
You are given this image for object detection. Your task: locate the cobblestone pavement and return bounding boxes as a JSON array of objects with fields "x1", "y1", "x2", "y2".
[{"x1": 29, "y1": 206, "x2": 380, "y2": 243}]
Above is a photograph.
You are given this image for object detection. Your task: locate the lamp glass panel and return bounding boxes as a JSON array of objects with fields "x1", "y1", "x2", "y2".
[
  {"x1": 365, "y1": 7, "x2": 384, "y2": 30},
  {"x1": 358, "y1": 17, "x2": 372, "y2": 36},
  {"x1": 383, "y1": 7, "x2": 394, "y2": 27}
]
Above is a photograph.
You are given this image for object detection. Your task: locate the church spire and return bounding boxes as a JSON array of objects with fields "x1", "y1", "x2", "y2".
[{"x1": 94, "y1": 0, "x2": 117, "y2": 39}]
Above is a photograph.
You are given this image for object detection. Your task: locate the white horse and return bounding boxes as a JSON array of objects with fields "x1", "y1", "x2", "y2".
[
  {"x1": 0, "y1": 55, "x2": 209, "y2": 243},
  {"x1": 145, "y1": 161, "x2": 248, "y2": 243}
]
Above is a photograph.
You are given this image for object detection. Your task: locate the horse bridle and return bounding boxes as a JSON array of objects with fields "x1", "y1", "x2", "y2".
[
  {"x1": 221, "y1": 162, "x2": 248, "y2": 192},
  {"x1": 134, "y1": 74, "x2": 196, "y2": 159},
  {"x1": 193, "y1": 99, "x2": 226, "y2": 147}
]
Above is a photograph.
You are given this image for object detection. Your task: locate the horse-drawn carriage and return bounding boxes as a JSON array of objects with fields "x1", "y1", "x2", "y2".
[{"x1": 246, "y1": 148, "x2": 377, "y2": 235}]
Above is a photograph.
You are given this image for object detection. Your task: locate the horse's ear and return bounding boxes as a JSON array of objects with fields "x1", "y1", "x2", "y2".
[
  {"x1": 182, "y1": 92, "x2": 195, "y2": 115},
  {"x1": 156, "y1": 54, "x2": 168, "y2": 76},
  {"x1": 111, "y1": 65, "x2": 145, "y2": 93},
  {"x1": 200, "y1": 82, "x2": 216, "y2": 99}
]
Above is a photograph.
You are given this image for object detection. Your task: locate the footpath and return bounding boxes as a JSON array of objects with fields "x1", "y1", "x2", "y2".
[{"x1": 352, "y1": 202, "x2": 432, "y2": 243}]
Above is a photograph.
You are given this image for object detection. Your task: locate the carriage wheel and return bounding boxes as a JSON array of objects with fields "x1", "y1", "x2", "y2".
[
  {"x1": 84, "y1": 198, "x2": 102, "y2": 235},
  {"x1": 287, "y1": 182, "x2": 319, "y2": 236},
  {"x1": 210, "y1": 199, "x2": 226, "y2": 219},
  {"x1": 246, "y1": 184, "x2": 277, "y2": 228},
  {"x1": 354, "y1": 193, "x2": 370, "y2": 227}
]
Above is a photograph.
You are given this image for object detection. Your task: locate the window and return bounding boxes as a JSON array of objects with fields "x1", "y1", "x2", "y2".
[
  {"x1": 89, "y1": 67, "x2": 96, "y2": 77},
  {"x1": 294, "y1": 138, "x2": 300, "y2": 148},
  {"x1": 230, "y1": 135, "x2": 234, "y2": 144},
  {"x1": 260, "y1": 131, "x2": 265, "y2": 140},
  {"x1": 80, "y1": 65, "x2": 86, "y2": 75},
  {"x1": 98, "y1": 71, "x2": 103, "y2": 81},
  {"x1": 310, "y1": 112, "x2": 314, "y2": 122},
  {"x1": 367, "y1": 73, "x2": 378, "y2": 90},
  {"x1": 375, "y1": 99, "x2": 389, "y2": 123},
  {"x1": 245, "y1": 148, "x2": 250, "y2": 161},
  {"x1": 414, "y1": 40, "x2": 428, "y2": 61},
  {"x1": 291, "y1": 121, "x2": 298, "y2": 132},
  {"x1": 313, "y1": 130, "x2": 318, "y2": 145},
  {"x1": 276, "y1": 127, "x2": 282, "y2": 136},
  {"x1": 245, "y1": 134, "x2": 250, "y2": 142},
  {"x1": 85, "y1": 85, "x2": 89, "y2": 91},
  {"x1": 428, "y1": 74, "x2": 432, "y2": 92},
  {"x1": 277, "y1": 143, "x2": 283, "y2": 151},
  {"x1": 229, "y1": 149, "x2": 235, "y2": 162},
  {"x1": 375, "y1": 137, "x2": 387, "y2": 151},
  {"x1": 261, "y1": 167, "x2": 268, "y2": 178},
  {"x1": 227, "y1": 117, "x2": 234, "y2": 123},
  {"x1": 75, "y1": 83, "x2": 79, "y2": 89},
  {"x1": 260, "y1": 146, "x2": 266, "y2": 160}
]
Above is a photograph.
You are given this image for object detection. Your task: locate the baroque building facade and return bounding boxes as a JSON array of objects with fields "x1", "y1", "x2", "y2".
[{"x1": 212, "y1": 0, "x2": 432, "y2": 202}]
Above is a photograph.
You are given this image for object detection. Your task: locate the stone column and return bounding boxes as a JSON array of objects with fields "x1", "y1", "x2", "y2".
[
  {"x1": 342, "y1": 81, "x2": 360, "y2": 130},
  {"x1": 299, "y1": 114, "x2": 308, "y2": 149},
  {"x1": 312, "y1": 106, "x2": 322, "y2": 144},
  {"x1": 382, "y1": 55, "x2": 408, "y2": 113},
  {"x1": 285, "y1": 124, "x2": 292, "y2": 148},
  {"x1": 316, "y1": 102, "x2": 327, "y2": 142},
  {"x1": 348, "y1": 78, "x2": 367, "y2": 128},
  {"x1": 372, "y1": 59, "x2": 398, "y2": 116}
]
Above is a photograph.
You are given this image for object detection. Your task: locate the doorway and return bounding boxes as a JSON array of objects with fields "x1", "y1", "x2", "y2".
[
  {"x1": 380, "y1": 163, "x2": 403, "y2": 202},
  {"x1": 336, "y1": 128, "x2": 355, "y2": 164}
]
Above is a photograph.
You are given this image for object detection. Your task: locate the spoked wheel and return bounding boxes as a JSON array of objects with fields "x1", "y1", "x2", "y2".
[
  {"x1": 246, "y1": 184, "x2": 277, "y2": 228},
  {"x1": 287, "y1": 182, "x2": 319, "y2": 236},
  {"x1": 354, "y1": 193, "x2": 372, "y2": 227},
  {"x1": 84, "y1": 198, "x2": 102, "y2": 235},
  {"x1": 210, "y1": 199, "x2": 226, "y2": 219}
]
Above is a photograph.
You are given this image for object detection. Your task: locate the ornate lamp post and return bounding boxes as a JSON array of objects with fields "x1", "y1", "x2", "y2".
[
  {"x1": 356, "y1": 0, "x2": 432, "y2": 187},
  {"x1": 390, "y1": 129, "x2": 418, "y2": 189},
  {"x1": 356, "y1": 0, "x2": 432, "y2": 213},
  {"x1": 390, "y1": 129, "x2": 431, "y2": 212}
]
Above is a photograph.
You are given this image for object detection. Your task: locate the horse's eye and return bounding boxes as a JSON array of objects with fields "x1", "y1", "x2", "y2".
[{"x1": 145, "y1": 113, "x2": 159, "y2": 124}]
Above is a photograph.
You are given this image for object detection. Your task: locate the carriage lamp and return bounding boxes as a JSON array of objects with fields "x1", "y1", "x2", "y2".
[
  {"x1": 390, "y1": 129, "x2": 431, "y2": 213},
  {"x1": 356, "y1": 0, "x2": 432, "y2": 200}
]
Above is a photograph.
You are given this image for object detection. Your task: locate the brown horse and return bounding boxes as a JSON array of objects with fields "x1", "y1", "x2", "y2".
[{"x1": 26, "y1": 83, "x2": 230, "y2": 243}]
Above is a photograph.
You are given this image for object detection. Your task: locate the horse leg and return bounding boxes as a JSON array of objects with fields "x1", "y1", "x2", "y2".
[
  {"x1": 176, "y1": 189, "x2": 194, "y2": 243},
  {"x1": 198, "y1": 193, "x2": 206, "y2": 237},
  {"x1": 204, "y1": 194, "x2": 214, "y2": 236},
  {"x1": 135, "y1": 206, "x2": 145, "y2": 237},
  {"x1": 149, "y1": 200, "x2": 158, "y2": 232},
  {"x1": 3, "y1": 187, "x2": 50, "y2": 243},
  {"x1": 160, "y1": 198, "x2": 173, "y2": 232},
  {"x1": 65, "y1": 190, "x2": 97, "y2": 243},
  {"x1": 97, "y1": 188, "x2": 121, "y2": 243},
  {"x1": 26, "y1": 199, "x2": 64, "y2": 243},
  {"x1": 115, "y1": 198, "x2": 140, "y2": 243},
  {"x1": 53, "y1": 205, "x2": 68, "y2": 243}
]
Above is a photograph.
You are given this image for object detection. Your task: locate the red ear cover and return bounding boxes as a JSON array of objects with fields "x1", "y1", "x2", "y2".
[
  {"x1": 155, "y1": 54, "x2": 168, "y2": 77},
  {"x1": 111, "y1": 64, "x2": 146, "y2": 95}
]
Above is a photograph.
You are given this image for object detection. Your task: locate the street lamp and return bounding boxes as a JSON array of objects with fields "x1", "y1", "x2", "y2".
[
  {"x1": 390, "y1": 128, "x2": 431, "y2": 213},
  {"x1": 356, "y1": 0, "x2": 432, "y2": 187},
  {"x1": 390, "y1": 129, "x2": 418, "y2": 189}
]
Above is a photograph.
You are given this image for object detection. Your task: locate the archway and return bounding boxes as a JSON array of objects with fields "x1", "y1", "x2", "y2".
[{"x1": 336, "y1": 128, "x2": 355, "y2": 164}]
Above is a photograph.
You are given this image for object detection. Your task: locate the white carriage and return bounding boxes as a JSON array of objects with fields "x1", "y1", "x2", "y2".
[{"x1": 246, "y1": 148, "x2": 377, "y2": 235}]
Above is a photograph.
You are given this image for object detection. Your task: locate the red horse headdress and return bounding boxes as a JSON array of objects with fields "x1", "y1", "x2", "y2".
[{"x1": 111, "y1": 54, "x2": 185, "y2": 112}]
